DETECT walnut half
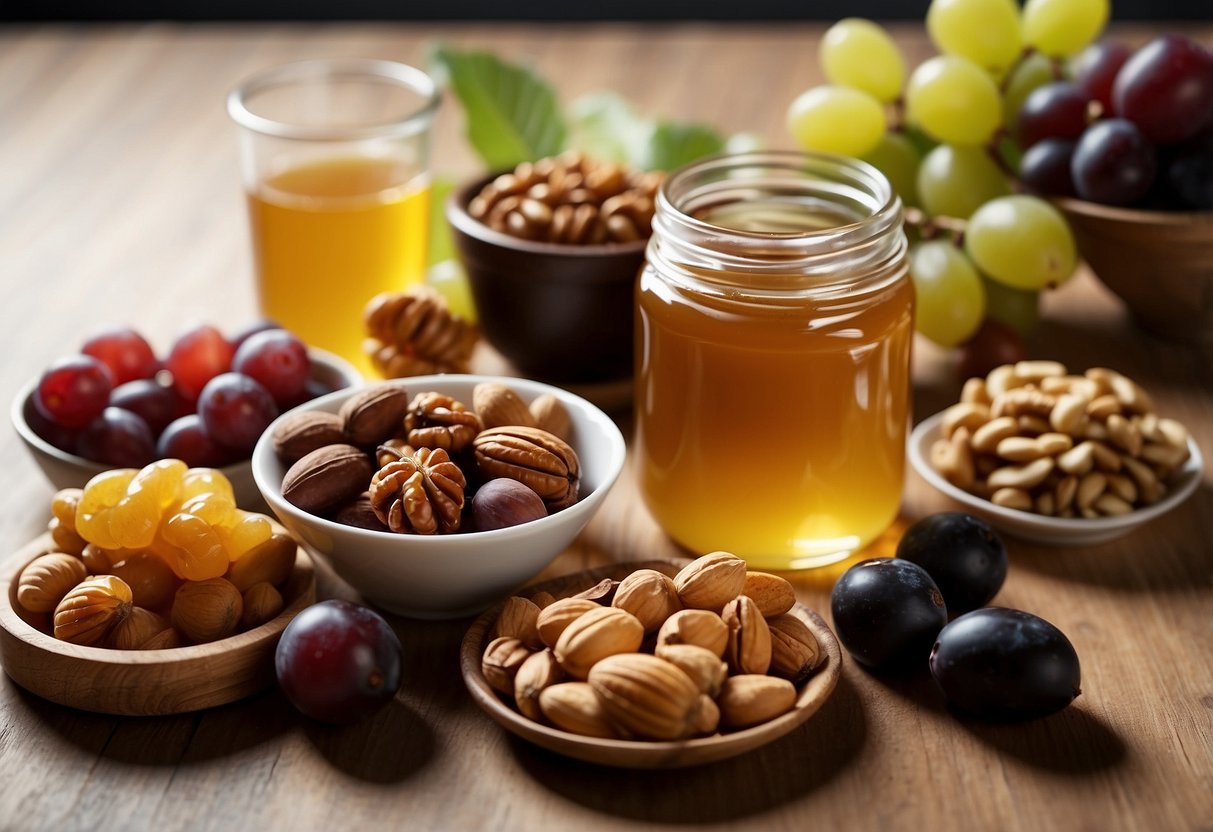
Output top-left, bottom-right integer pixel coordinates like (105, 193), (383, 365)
(368, 447), (467, 534)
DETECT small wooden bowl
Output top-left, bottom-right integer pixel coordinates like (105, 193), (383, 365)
(0, 534), (315, 715)
(460, 560), (842, 769)
(1054, 198), (1213, 343)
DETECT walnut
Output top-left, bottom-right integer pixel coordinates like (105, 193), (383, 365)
(403, 392), (483, 452)
(363, 286), (477, 379)
(368, 447), (467, 534)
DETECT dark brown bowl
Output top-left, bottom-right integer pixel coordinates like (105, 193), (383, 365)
(1054, 198), (1213, 343)
(446, 174), (647, 384)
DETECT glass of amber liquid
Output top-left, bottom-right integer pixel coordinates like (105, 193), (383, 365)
(636, 151), (913, 570)
(228, 59), (440, 376)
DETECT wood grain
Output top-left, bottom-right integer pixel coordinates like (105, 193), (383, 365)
(0, 20), (1211, 832)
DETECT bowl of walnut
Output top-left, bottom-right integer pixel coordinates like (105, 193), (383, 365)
(250, 375), (627, 619)
(445, 153), (660, 386)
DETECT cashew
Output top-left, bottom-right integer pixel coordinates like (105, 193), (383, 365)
(1157, 418), (1189, 449)
(941, 402), (991, 438)
(961, 377), (991, 406)
(996, 436), (1047, 462)
(1089, 440), (1123, 472)
(1076, 472), (1107, 510)
(991, 388), (1056, 419)
(1050, 393), (1089, 436)
(971, 417), (1020, 454)
(1105, 473), (1138, 504)
(1034, 491), (1056, 516)
(1018, 414), (1052, 436)
(991, 487), (1033, 511)
(1036, 432), (1074, 456)
(1109, 374), (1154, 415)
(1057, 442), (1095, 476)
(988, 457), (1054, 491)
(1086, 394), (1122, 421)
(1094, 493), (1133, 517)
(1137, 413), (1163, 444)
(1055, 476), (1078, 512)
(1014, 360), (1067, 381)
(1106, 414), (1143, 457)
(986, 364), (1026, 398)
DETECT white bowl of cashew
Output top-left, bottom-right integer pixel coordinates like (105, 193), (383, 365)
(909, 410), (1203, 547)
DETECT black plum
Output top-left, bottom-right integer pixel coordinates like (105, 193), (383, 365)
(830, 558), (947, 671)
(930, 607), (1081, 721)
(276, 599), (404, 723)
(895, 512), (1007, 615)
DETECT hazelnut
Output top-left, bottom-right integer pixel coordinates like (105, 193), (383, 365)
(171, 578), (243, 644)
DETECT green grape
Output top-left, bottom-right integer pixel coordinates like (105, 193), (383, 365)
(917, 144), (1011, 219)
(1022, 0), (1109, 58)
(964, 195), (1077, 291)
(862, 132), (921, 207)
(909, 240), (987, 347)
(926, 0), (1022, 77)
(426, 259), (477, 323)
(820, 18), (906, 103)
(982, 276), (1041, 336)
(1002, 52), (1057, 129)
(786, 85), (886, 157)
(905, 56), (1002, 146)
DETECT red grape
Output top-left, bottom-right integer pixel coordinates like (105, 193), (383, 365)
(275, 600), (403, 723)
(77, 407), (156, 467)
(109, 378), (179, 436)
(232, 329), (310, 406)
(1019, 138), (1077, 197)
(196, 372), (278, 453)
(1072, 118), (1157, 205)
(228, 318), (283, 350)
(1112, 35), (1213, 146)
(166, 324), (234, 403)
(1071, 40), (1131, 112)
(34, 355), (114, 429)
(1018, 82), (1092, 149)
(157, 414), (238, 467)
(81, 326), (159, 385)
(22, 395), (79, 453)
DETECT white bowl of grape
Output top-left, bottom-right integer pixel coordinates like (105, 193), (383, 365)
(786, 6), (1213, 358)
(13, 322), (361, 508)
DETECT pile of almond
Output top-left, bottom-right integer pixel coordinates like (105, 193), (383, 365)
(481, 552), (823, 741)
(931, 361), (1193, 518)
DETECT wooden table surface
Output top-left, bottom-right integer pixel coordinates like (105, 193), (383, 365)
(1, 21), (1211, 832)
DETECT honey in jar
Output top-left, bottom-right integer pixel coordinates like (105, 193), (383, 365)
(635, 151), (913, 570)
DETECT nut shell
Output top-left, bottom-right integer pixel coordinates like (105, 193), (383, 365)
(654, 643), (727, 697)
(554, 606), (644, 679)
(473, 383), (536, 429)
(656, 609), (729, 658)
(240, 582), (284, 630)
(673, 552), (747, 611)
(170, 578), (243, 644)
(538, 682), (621, 738)
(482, 636), (532, 696)
(536, 598), (601, 648)
(339, 384), (411, 447)
(742, 571), (797, 618)
(529, 394), (571, 442)
(17, 552), (89, 614)
(271, 411), (346, 464)
(611, 569), (682, 633)
(513, 649), (565, 721)
(722, 596), (772, 675)
(767, 613), (821, 683)
(281, 444), (373, 515)
(110, 607), (170, 650)
(718, 675), (796, 729)
(494, 596), (543, 649)
(53, 575), (133, 646)
(587, 653), (702, 740)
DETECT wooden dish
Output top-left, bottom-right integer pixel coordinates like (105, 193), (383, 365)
(460, 560), (842, 769)
(0, 533), (315, 715)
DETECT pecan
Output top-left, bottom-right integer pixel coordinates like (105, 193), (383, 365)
(362, 286), (477, 379)
(281, 444), (374, 515)
(271, 410), (345, 464)
(404, 392), (483, 452)
(473, 426), (580, 511)
(368, 447), (467, 534)
(339, 384), (411, 448)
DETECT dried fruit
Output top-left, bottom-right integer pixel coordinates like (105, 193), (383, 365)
(241, 582), (285, 629)
(472, 382), (535, 429)
(281, 444), (373, 515)
(473, 426), (580, 511)
(673, 552), (747, 611)
(170, 577), (243, 644)
(611, 569), (682, 633)
(538, 682), (621, 738)
(16, 552), (89, 614)
(404, 392), (483, 452)
(494, 596), (543, 649)
(514, 649), (564, 721)
(339, 384), (411, 447)
(722, 596), (773, 675)
(587, 653), (702, 740)
(227, 533), (296, 592)
(718, 675), (797, 728)
(537, 598), (601, 648)
(53, 575), (133, 646)
(109, 551), (180, 609)
(110, 607), (170, 650)
(368, 447), (467, 534)
(742, 571), (797, 618)
(482, 636), (532, 696)
(656, 609), (729, 657)
(554, 606), (644, 679)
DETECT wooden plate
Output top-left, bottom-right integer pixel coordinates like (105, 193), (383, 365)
(0, 533), (315, 716)
(460, 560), (842, 769)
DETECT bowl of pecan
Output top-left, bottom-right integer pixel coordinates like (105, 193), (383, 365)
(445, 152), (661, 385)
(249, 375), (626, 619)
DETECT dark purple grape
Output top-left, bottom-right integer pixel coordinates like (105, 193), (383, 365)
(77, 407), (156, 467)
(157, 414), (238, 467)
(228, 318), (283, 350)
(895, 512), (1007, 615)
(81, 325), (159, 385)
(471, 478), (548, 531)
(232, 329), (310, 406)
(830, 558), (947, 671)
(1164, 127), (1213, 210)
(196, 372), (278, 454)
(1072, 118), (1157, 206)
(22, 394), (79, 453)
(109, 378), (179, 436)
(1019, 138), (1078, 197)
(275, 599), (403, 723)
(1018, 82), (1092, 149)
(1112, 35), (1213, 146)
(930, 608), (1081, 721)
(1071, 40), (1131, 112)
(35, 355), (114, 429)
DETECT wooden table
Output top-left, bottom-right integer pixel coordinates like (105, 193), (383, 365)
(1, 21), (1211, 832)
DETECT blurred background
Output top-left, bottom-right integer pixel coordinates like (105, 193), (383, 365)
(2, 0), (1208, 20)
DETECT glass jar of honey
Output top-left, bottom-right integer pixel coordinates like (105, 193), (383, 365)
(635, 151), (912, 570)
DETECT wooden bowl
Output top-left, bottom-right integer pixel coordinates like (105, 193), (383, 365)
(0, 534), (315, 715)
(460, 560), (842, 769)
(1054, 198), (1213, 343)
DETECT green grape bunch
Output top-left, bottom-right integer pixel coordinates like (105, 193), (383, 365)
(786, 0), (1108, 355)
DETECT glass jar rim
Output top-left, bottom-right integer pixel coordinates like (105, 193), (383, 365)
(226, 58), (441, 142)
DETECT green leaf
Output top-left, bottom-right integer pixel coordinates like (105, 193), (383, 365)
(427, 175), (457, 266)
(430, 45), (567, 170)
(568, 91), (654, 166)
(643, 121), (726, 172)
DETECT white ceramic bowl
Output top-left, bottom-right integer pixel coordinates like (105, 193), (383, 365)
(12, 348), (361, 509)
(909, 410), (1203, 546)
(250, 374), (627, 619)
